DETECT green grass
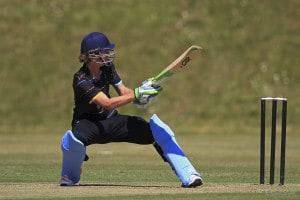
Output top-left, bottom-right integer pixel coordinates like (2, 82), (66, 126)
(0, 0), (299, 129)
(0, 132), (300, 199)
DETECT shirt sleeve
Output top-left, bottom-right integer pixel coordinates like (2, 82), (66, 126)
(73, 76), (102, 104)
(109, 64), (122, 86)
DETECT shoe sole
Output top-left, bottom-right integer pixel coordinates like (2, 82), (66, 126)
(60, 183), (71, 186)
(181, 178), (203, 188)
(60, 182), (79, 186)
(189, 178), (203, 187)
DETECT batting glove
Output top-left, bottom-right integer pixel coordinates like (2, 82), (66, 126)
(133, 83), (162, 106)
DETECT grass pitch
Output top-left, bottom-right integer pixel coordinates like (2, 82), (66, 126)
(0, 130), (299, 199)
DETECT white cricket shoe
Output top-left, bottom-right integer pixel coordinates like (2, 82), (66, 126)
(182, 175), (203, 188)
(59, 175), (78, 186)
(60, 167), (82, 186)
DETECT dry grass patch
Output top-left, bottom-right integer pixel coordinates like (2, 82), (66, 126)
(1, 183), (299, 199)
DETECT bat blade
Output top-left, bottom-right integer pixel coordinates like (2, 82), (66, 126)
(152, 45), (202, 85)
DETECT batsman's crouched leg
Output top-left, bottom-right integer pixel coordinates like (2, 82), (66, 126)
(60, 130), (86, 186)
(149, 114), (203, 187)
(124, 116), (168, 162)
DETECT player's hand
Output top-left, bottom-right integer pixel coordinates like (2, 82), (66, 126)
(133, 94), (156, 108)
(133, 78), (162, 108)
(139, 77), (160, 87)
(134, 84), (162, 101)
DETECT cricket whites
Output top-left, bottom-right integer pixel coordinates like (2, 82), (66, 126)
(151, 45), (202, 86)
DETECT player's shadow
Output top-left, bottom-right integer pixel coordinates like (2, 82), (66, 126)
(78, 183), (174, 188)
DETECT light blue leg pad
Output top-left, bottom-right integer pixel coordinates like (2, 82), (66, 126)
(61, 130), (86, 184)
(150, 114), (200, 186)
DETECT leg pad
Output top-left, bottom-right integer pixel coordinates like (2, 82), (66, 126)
(150, 114), (201, 186)
(61, 130), (86, 184)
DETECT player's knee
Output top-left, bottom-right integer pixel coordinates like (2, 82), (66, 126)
(61, 130), (85, 152)
(149, 114), (174, 145)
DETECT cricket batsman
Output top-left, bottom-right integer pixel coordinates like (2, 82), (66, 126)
(60, 32), (203, 187)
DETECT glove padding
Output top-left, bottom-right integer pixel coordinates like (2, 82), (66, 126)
(133, 79), (162, 107)
(133, 96), (155, 108)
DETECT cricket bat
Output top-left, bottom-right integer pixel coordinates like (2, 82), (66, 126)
(151, 45), (202, 86)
